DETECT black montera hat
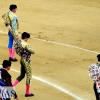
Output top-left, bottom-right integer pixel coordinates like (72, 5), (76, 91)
(97, 54), (100, 61)
(97, 54), (100, 58)
(2, 60), (11, 68)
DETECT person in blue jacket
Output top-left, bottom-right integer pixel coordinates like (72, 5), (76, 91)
(2, 4), (19, 61)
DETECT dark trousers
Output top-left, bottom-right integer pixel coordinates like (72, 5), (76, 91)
(94, 82), (100, 100)
(17, 60), (26, 82)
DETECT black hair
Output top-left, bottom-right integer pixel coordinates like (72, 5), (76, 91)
(22, 32), (30, 39)
(9, 4), (17, 11)
(97, 54), (100, 61)
(2, 60), (11, 68)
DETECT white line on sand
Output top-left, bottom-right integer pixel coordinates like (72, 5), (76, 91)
(0, 31), (7, 34)
(0, 30), (99, 54)
(32, 37), (99, 54)
(0, 64), (82, 100)
(11, 68), (82, 100)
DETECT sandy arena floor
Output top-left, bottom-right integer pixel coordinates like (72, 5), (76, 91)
(0, 0), (100, 100)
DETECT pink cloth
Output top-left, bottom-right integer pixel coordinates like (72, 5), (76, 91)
(11, 48), (15, 58)
(8, 48), (12, 57)
(26, 84), (30, 94)
(13, 80), (19, 86)
(8, 48), (15, 58)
